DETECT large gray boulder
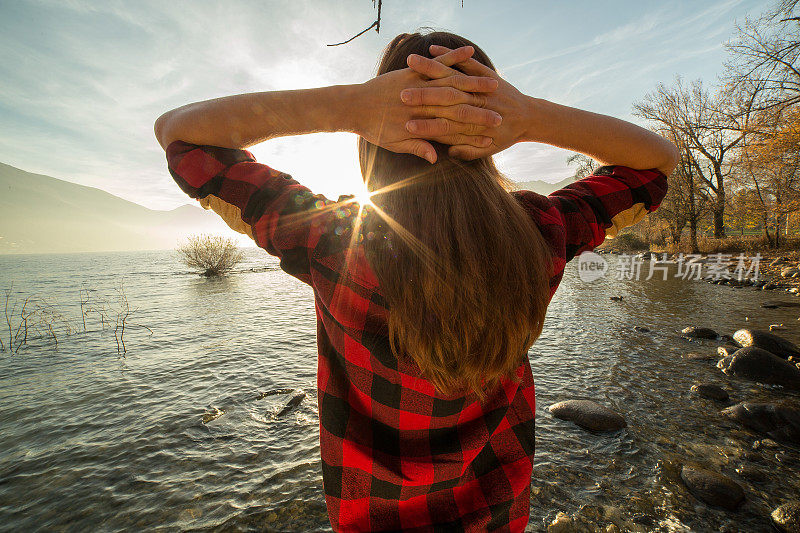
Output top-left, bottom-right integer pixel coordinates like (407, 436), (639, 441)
(717, 346), (800, 390)
(547, 400), (627, 432)
(732, 329), (800, 360)
(720, 402), (800, 445)
(680, 465), (745, 511)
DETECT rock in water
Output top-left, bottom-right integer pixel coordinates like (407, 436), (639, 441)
(772, 502), (800, 533)
(548, 400), (627, 432)
(276, 391), (306, 417)
(255, 388), (296, 400)
(202, 407), (225, 424)
(735, 465), (767, 483)
(720, 402), (800, 445)
(691, 384), (729, 401)
(761, 300), (800, 309)
(717, 346), (800, 390)
(718, 345), (740, 358)
(682, 326), (718, 339)
(733, 329), (800, 360)
(547, 512), (573, 533)
(680, 465), (744, 510)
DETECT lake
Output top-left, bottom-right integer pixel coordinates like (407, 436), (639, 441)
(0, 248), (798, 532)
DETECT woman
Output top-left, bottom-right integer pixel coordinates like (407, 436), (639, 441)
(155, 31), (677, 533)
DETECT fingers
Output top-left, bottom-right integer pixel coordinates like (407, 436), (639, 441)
(394, 138), (437, 164)
(427, 45), (475, 68)
(406, 118), (490, 137)
(406, 54), (461, 80)
(447, 144), (490, 161)
(428, 134), (493, 148)
(413, 103), (501, 128)
(429, 44), (498, 78)
(400, 86), (491, 108)
(427, 75), (498, 94)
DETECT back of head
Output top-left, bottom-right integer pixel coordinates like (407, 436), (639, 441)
(359, 30), (553, 401)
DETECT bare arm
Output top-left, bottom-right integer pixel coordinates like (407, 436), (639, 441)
(520, 97), (679, 177)
(401, 45), (679, 176)
(154, 46), (502, 164)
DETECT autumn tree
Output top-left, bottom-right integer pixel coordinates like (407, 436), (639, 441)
(733, 106), (800, 246)
(634, 77), (750, 239)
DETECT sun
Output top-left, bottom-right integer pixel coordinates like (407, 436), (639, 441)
(354, 180), (374, 208)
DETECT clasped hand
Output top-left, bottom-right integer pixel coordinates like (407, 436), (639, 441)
(357, 45), (524, 163)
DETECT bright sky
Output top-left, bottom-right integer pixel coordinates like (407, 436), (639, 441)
(0, 0), (768, 210)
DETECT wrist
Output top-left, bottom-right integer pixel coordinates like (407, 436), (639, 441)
(336, 83), (367, 136)
(520, 96), (551, 144)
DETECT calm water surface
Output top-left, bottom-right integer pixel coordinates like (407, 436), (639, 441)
(0, 249), (798, 532)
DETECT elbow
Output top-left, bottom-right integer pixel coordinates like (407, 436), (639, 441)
(154, 113), (168, 150)
(154, 111), (178, 151)
(658, 140), (680, 178)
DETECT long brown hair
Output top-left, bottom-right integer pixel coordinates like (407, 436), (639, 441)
(358, 30), (553, 401)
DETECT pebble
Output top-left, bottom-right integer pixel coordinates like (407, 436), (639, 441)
(547, 512), (573, 533)
(681, 326), (718, 339)
(772, 501), (800, 533)
(690, 383), (729, 401)
(734, 464), (767, 482)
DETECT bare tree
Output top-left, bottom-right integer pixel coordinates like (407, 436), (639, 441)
(566, 153), (598, 180)
(724, 0), (800, 114)
(634, 77), (748, 238)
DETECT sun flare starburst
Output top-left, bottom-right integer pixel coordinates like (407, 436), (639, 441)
(354, 180), (374, 208)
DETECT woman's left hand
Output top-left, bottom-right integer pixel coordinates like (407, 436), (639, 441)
(353, 46), (502, 163)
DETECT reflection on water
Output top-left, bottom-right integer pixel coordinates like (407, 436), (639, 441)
(0, 250), (798, 532)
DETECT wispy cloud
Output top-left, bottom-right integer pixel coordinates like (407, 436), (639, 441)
(0, 0), (768, 206)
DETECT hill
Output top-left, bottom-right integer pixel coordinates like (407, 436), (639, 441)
(511, 175), (576, 195)
(0, 162), (242, 254)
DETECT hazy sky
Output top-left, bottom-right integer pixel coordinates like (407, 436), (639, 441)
(0, 0), (769, 210)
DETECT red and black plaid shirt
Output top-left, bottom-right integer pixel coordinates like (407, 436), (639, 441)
(166, 141), (667, 532)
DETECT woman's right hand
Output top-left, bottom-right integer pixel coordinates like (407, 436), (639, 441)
(401, 44), (533, 160)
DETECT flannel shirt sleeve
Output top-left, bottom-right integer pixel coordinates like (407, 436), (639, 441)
(547, 165), (668, 263)
(166, 140), (334, 285)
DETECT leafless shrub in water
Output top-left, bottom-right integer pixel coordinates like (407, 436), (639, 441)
(177, 233), (245, 277)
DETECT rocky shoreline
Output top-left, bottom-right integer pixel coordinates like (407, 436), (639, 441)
(544, 320), (800, 531)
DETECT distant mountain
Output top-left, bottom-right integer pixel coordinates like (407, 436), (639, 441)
(0, 161), (579, 255)
(0, 162), (245, 254)
(510, 175), (576, 195)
